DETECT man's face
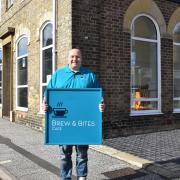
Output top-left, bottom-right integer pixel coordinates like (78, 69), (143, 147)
(68, 49), (82, 71)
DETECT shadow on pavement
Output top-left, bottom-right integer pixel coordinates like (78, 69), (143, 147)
(102, 167), (148, 179)
(0, 134), (76, 180)
(102, 160), (180, 179)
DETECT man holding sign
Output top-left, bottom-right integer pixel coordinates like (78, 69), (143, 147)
(42, 48), (105, 180)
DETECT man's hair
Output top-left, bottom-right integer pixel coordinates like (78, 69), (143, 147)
(68, 48), (82, 56)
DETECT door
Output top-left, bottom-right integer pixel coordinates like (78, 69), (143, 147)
(2, 43), (12, 117)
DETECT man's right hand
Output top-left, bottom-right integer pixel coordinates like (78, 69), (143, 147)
(42, 98), (48, 112)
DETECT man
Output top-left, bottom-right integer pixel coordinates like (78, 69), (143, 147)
(42, 48), (105, 180)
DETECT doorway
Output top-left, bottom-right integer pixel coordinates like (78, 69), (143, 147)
(2, 43), (12, 117)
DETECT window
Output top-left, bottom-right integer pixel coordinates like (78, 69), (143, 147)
(16, 36), (28, 110)
(0, 49), (2, 105)
(131, 15), (161, 115)
(173, 23), (180, 111)
(7, 0), (13, 9)
(40, 22), (53, 109)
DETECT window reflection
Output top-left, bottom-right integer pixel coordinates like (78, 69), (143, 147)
(174, 24), (180, 43)
(18, 37), (28, 57)
(43, 48), (52, 83)
(17, 37), (28, 108)
(17, 88), (27, 108)
(132, 16), (157, 39)
(41, 22), (53, 107)
(17, 57), (27, 86)
(173, 24), (180, 110)
(43, 24), (53, 47)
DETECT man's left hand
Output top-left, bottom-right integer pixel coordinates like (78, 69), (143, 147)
(99, 100), (105, 112)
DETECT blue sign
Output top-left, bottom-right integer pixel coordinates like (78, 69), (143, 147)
(45, 88), (102, 145)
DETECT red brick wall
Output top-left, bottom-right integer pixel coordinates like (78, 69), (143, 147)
(72, 0), (180, 138)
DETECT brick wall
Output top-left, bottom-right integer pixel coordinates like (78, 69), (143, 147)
(0, 0), (73, 130)
(161, 38), (173, 113)
(0, 0), (53, 128)
(72, 0), (101, 74)
(56, 0), (72, 67)
(72, 0), (180, 138)
(155, 0), (179, 24)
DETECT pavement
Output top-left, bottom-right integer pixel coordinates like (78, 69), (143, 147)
(104, 129), (180, 179)
(0, 118), (180, 180)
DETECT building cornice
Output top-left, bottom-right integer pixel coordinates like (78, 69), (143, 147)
(0, 27), (15, 39)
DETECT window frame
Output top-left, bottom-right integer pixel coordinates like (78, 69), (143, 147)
(39, 21), (54, 113)
(130, 14), (161, 116)
(173, 23), (180, 113)
(16, 35), (28, 111)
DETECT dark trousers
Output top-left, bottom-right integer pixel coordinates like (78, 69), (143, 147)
(60, 145), (89, 180)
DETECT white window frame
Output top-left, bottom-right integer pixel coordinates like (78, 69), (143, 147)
(173, 23), (180, 113)
(39, 21), (54, 113)
(130, 14), (161, 116)
(16, 35), (28, 111)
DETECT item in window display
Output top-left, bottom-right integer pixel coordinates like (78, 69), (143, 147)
(131, 52), (136, 65)
(22, 58), (26, 68)
(134, 91), (141, 110)
(140, 85), (149, 98)
(46, 75), (51, 83)
(132, 85), (151, 110)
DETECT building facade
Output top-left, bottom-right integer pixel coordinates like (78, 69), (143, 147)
(0, 0), (72, 130)
(0, 0), (180, 138)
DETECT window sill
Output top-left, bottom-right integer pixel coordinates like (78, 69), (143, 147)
(130, 110), (163, 116)
(16, 107), (28, 112)
(38, 111), (45, 115)
(173, 110), (180, 113)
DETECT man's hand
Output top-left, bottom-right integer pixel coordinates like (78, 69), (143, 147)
(42, 98), (48, 112)
(99, 98), (105, 112)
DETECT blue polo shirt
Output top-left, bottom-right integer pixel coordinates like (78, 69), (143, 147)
(44, 65), (101, 98)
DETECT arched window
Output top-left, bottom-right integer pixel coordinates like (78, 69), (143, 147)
(173, 23), (180, 111)
(40, 22), (53, 107)
(16, 36), (28, 110)
(131, 15), (161, 114)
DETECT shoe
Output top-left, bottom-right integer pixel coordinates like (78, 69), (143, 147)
(78, 177), (87, 180)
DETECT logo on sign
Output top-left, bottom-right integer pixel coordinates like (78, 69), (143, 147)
(53, 108), (68, 118)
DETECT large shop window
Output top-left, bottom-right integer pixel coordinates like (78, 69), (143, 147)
(173, 23), (180, 112)
(40, 22), (53, 108)
(131, 15), (161, 115)
(0, 49), (2, 105)
(16, 36), (28, 110)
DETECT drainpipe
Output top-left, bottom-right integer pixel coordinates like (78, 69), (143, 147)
(52, 0), (57, 72)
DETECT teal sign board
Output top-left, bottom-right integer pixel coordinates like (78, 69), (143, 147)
(45, 88), (102, 145)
